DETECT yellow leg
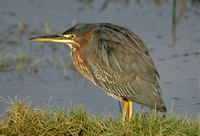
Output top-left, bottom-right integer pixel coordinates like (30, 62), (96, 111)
(122, 100), (128, 123)
(128, 100), (133, 121)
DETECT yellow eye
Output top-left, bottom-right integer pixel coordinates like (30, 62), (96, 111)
(71, 34), (76, 38)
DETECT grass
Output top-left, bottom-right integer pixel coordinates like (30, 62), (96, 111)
(0, 97), (199, 135)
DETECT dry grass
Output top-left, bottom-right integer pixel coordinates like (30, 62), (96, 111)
(0, 96), (199, 135)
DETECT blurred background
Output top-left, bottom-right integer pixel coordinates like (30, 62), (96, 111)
(0, 0), (200, 117)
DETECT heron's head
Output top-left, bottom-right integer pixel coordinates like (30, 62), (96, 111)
(29, 23), (98, 49)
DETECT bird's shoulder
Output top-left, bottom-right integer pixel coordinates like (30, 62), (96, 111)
(93, 23), (150, 54)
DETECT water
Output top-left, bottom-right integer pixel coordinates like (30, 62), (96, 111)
(0, 0), (200, 117)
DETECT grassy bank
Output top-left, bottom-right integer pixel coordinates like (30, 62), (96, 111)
(0, 97), (199, 135)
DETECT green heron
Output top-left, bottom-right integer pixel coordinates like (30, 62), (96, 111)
(30, 23), (167, 122)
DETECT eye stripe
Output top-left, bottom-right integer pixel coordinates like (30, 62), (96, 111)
(64, 35), (71, 38)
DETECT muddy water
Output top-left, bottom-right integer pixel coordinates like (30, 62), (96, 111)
(0, 0), (200, 116)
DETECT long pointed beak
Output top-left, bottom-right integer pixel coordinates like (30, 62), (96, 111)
(29, 34), (70, 43)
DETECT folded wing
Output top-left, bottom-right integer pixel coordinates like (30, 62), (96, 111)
(86, 23), (166, 111)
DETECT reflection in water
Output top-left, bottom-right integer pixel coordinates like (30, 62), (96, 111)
(171, 0), (192, 47)
(79, 0), (130, 10)
(79, 0), (200, 47)
(100, 0), (130, 11)
(145, 0), (199, 47)
(172, 0), (177, 46)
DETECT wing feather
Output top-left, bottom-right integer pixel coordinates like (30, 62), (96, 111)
(86, 23), (166, 111)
